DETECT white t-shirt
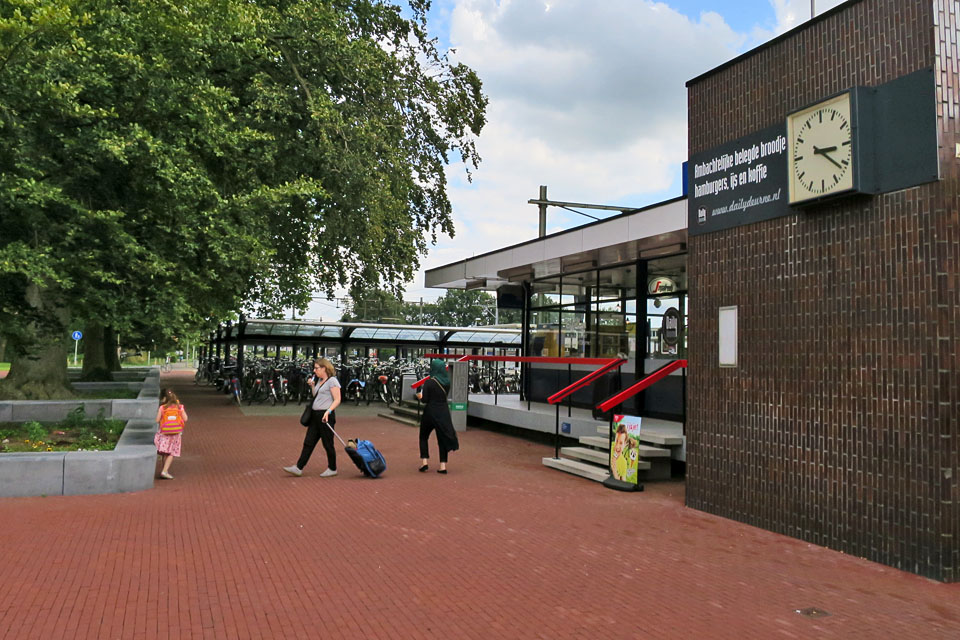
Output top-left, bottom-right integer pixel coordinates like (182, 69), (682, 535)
(312, 376), (341, 411)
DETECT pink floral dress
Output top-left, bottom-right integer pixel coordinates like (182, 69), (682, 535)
(154, 404), (184, 457)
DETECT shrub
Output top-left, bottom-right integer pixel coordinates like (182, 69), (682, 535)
(24, 421), (47, 442)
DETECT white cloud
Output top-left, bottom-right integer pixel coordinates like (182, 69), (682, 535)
(755, 0), (847, 40)
(306, 0), (851, 316)
(398, 0), (747, 302)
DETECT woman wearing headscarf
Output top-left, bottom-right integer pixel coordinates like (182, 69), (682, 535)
(416, 358), (459, 474)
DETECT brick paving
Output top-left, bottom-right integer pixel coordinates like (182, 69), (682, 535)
(1, 370), (958, 639)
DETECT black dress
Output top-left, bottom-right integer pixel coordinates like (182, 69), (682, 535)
(419, 378), (459, 460)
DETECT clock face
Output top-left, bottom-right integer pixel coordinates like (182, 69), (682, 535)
(787, 92), (855, 204)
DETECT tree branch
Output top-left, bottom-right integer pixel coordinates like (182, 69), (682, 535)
(269, 38), (312, 105)
(0, 25), (54, 75)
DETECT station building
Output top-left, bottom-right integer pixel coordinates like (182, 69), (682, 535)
(425, 0), (959, 582)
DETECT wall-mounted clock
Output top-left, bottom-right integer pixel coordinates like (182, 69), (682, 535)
(787, 91), (858, 205)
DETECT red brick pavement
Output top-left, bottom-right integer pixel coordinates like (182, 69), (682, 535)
(1, 371), (958, 639)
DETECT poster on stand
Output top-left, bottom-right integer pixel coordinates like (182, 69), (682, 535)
(610, 415), (642, 485)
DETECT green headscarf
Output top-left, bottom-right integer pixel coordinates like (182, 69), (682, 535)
(430, 358), (450, 387)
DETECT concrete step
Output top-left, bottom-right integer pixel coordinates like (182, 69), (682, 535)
(560, 446), (651, 470)
(377, 413), (419, 428)
(594, 424), (684, 447)
(541, 457), (609, 483)
(388, 405), (421, 420)
(578, 436), (671, 458)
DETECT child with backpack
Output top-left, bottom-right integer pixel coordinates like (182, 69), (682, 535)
(155, 388), (188, 479)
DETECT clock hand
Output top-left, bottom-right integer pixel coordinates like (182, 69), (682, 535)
(820, 151), (844, 170)
(813, 145), (844, 169)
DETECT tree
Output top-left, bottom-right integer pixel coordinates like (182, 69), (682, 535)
(0, 0), (486, 398)
(340, 289), (406, 323)
(426, 289), (496, 326)
(341, 287), (523, 327)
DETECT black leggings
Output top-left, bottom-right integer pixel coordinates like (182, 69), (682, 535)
(419, 423), (449, 463)
(297, 410), (337, 470)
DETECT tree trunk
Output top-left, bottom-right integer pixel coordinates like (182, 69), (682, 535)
(0, 335), (6, 362)
(0, 284), (74, 399)
(81, 323), (112, 381)
(104, 326), (121, 372)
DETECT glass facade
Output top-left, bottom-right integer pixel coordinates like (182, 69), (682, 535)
(526, 256), (687, 364)
(528, 263), (639, 360)
(645, 255), (688, 360)
(522, 254), (687, 417)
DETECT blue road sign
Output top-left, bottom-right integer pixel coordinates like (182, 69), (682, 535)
(71, 331), (83, 340)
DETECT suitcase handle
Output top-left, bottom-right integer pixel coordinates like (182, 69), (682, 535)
(323, 421), (349, 448)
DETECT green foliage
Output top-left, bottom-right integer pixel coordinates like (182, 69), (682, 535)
(427, 289), (497, 326)
(340, 289), (414, 323)
(341, 287), (519, 326)
(0, 406), (124, 452)
(0, 0), (487, 390)
(23, 420), (46, 442)
(61, 406), (88, 430)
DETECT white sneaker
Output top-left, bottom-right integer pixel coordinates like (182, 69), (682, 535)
(282, 465), (302, 477)
(160, 471), (174, 480)
(319, 468), (338, 478)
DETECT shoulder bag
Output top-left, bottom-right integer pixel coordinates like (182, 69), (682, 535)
(300, 377), (330, 427)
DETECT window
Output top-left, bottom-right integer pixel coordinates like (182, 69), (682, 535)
(527, 263), (638, 359)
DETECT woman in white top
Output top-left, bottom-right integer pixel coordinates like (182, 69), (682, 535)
(283, 358), (342, 477)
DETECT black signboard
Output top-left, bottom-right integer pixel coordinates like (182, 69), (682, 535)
(687, 123), (790, 236)
(662, 307), (681, 346)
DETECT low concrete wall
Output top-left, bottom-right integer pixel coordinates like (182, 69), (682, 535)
(0, 418), (158, 498)
(0, 452), (66, 497)
(0, 369), (160, 498)
(0, 369), (159, 424)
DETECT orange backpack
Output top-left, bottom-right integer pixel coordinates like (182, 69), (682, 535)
(159, 404), (184, 435)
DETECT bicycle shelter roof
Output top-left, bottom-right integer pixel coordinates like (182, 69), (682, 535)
(219, 318), (521, 349)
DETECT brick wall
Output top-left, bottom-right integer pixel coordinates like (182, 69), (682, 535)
(686, 0), (958, 581)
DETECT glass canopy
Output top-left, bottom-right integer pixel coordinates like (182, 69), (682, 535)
(222, 319), (521, 348)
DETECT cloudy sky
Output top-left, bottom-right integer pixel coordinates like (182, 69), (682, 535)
(305, 0), (845, 319)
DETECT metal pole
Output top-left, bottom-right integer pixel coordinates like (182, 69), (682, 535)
(538, 185), (547, 238)
(555, 403), (560, 459)
(608, 413), (615, 472)
(74, 339), (79, 366)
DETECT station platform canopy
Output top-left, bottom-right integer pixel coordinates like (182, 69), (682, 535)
(215, 318), (521, 350)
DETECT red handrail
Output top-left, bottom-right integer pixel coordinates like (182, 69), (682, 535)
(424, 354), (621, 365)
(597, 360), (687, 413)
(547, 358), (626, 405)
(410, 376), (430, 389)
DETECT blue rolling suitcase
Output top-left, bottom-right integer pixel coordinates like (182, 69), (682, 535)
(327, 425), (387, 478)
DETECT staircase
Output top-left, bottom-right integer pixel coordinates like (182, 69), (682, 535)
(542, 422), (683, 483)
(378, 401), (421, 427)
